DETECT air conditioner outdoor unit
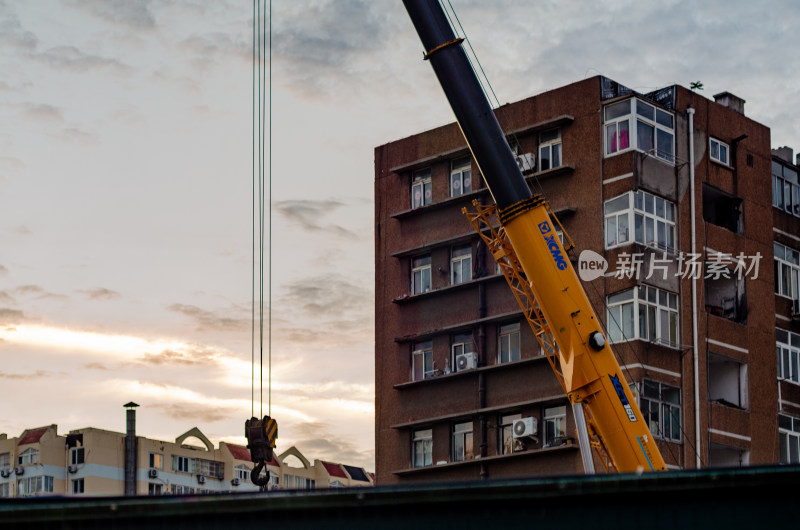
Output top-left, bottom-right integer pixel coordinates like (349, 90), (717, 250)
(515, 152), (536, 172)
(68, 464), (78, 474)
(456, 352), (477, 372)
(197, 474), (206, 484)
(0, 469), (10, 478)
(231, 478), (240, 486)
(149, 468), (158, 479)
(512, 417), (538, 439)
(14, 466), (24, 476)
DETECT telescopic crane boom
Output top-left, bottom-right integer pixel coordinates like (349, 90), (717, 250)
(402, 0), (666, 473)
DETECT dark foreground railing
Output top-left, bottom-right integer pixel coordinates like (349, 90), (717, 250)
(1, 466), (798, 529)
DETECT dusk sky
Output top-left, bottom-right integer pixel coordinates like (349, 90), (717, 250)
(1, 0), (799, 472)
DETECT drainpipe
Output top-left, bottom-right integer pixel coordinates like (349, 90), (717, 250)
(124, 402), (139, 496)
(478, 281), (488, 479)
(687, 106), (701, 469)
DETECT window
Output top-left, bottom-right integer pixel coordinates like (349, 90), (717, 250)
(498, 323), (521, 364)
(149, 452), (164, 470)
(173, 455), (191, 473)
(543, 405), (567, 447)
(607, 286), (679, 348)
(18, 448), (38, 466)
(779, 414), (800, 464)
(148, 483), (163, 496)
(604, 98), (674, 163)
(71, 447), (84, 466)
(452, 422), (473, 462)
(539, 129), (561, 171)
(411, 169), (432, 209)
(702, 184), (742, 234)
(450, 158), (472, 196)
(776, 328), (800, 384)
(412, 429), (432, 468)
(71, 478), (84, 495)
(498, 413), (522, 455)
(0, 453), (9, 469)
(710, 138), (730, 165)
(639, 380), (681, 441)
(412, 340), (433, 381)
(284, 474), (294, 487)
(774, 242), (800, 301)
(451, 332), (474, 371)
(17, 476), (53, 497)
(411, 254), (431, 295)
(235, 464), (250, 481)
(772, 160), (800, 216)
(604, 190), (676, 252)
(0, 484), (8, 498)
(451, 245), (472, 284)
(708, 353), (748, 409)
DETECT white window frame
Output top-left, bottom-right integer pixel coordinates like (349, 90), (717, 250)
(412, 340), (433, 381)
(450, 157), (472, 197)
(0, 452), (10, 469)
(149, 452), (164, 470)
(173, 455), (192, 473)
(451, 421), (473, 462)
(773, 160), (800, 216)
(235, 464), (250, 481)
(411, 254), (431, 295)
(539, 129), (561, 171)
(70, 447), (84, 466)
(604, 98), (675, 163)
(638, 380), (681, 442)
(779, 414), (800, 464)
(774, 242), (800, 301)
(498, 322), (521, 364)
(710, 137), (730, 165)
(412, 429), (432, 468)
(18, 448), (38, 466)
(498, 413), (522, 455)
(17, 476), (53, 497)
(777, 328), (800, 384)
(543, 405), (567, 447)
(451, 245), (472, 285)
(411, 168), (432, 209)
(607, 286), (679, 348)
(71, 478), (85, 495)
(451, 332), (474, 370)
(604, 190), (676, 252)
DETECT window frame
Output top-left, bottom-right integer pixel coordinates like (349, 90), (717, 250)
(411, 168), (432, 209)
(772, 160), (800, 216)
(412, 340), (434, 381)
(410, 254), (432, 295)
(638, 380), (682, 442)
(774, 242), (800, 301)
(607, 286), (679, 348)
(149, 452), (164, 470)
(710, 137), (730, 165)
(498, 322), (521, 364)
(603, 98), (674, 163)
(70, 447), (84, 466)
(779, 413), (800, 464)
(777, 328), (800, 384)
(71, 478), (85, 495)
(450, 157), (472, 197)
(604, 190), (676, 252)
(498, 413), (522, 455)
(450, 245), (472, 285)
(451, 421), (474, 462)
(411, 429), (432, 468)
(18, 448), (39, 466)
(543, 405), (567, 447)
(451, 332), (475, 371)
(538, 128), (562, 171)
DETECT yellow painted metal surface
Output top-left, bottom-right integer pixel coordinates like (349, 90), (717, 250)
(501, 198), (666, 472)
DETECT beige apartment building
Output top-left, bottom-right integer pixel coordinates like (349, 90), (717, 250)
(0, 422), (372, 497)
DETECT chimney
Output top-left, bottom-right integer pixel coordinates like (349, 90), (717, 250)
(773, 147), (794, 164)
(124, 402), (139, 496)
(713, 91), (746, 115)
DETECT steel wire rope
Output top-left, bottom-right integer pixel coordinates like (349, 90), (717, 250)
(440, 0), (697, 468)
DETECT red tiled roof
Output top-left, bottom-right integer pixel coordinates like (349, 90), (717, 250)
(226, 444), (278, 466)
(321, 461), (348, 479)
(18, 427), (47, 446)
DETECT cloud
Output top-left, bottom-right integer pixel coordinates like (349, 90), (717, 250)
(138, 347), (216, 367)
(22, 103), (64, 123)
(280, 273), (371, 317)
(13, 285), (66, 301)
(0, 291), (14, 304)
(78, 287), (122, 301)
(83, 362), (108, 370)
(72, 0), (157, 29)
(274, 200), (358, 239)
(0, 7), (38, 53)
(0, 308), (26, 324)
(0, 369), (51, 380)
(150, 403), (235, 424)
(179, 32), (250, 65)
(289, 421), (373, 470)
(0, 265), (7, 276)
(36, 45), (127, 73)
(167, 303), (248, 332)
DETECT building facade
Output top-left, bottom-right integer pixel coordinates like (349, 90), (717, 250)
(0, 423), (373, 497)
(374, 75), (797, 484)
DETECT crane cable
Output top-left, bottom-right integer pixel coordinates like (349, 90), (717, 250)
(252, 0), (272, 420)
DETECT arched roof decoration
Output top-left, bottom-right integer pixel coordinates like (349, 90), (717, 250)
(278, 446), (310, 469)
(175, 427), (214, 452)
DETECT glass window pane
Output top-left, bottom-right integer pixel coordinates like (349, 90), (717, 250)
(622, 303), (634, 339)
(552, 143), (561, 168)
(720, 144), (728, 164)
(635, 213), (643, 243)
(657, 129), (674, 162)
(637, 120), (654, 153)
(618, 120), (629, 150)
(606, 218), (617, 247)
(606, 124), (618, 154)
(645, 193), (654, 214)
(655, 197), (665, 218)
(656, 109), (673, 128)
(605, 194), (630, 215)
(636, 99), (655, 121)
(605, 100), (631, 121)
(618, 212), (629, 244)
(646, 217), (655, 245)
(540, 145), (551, 171)
(608, 289), (634, 304)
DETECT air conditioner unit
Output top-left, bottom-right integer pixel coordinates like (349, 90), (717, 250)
(68, 464), (78, 474)
(149, 468), (158, 479)
(456, 352), (477, 372)
(0, 469), (10, 478)
(515, 152), (536, 172)
(197, 474), (206, 484)
(231, 478), (240, 486)
(14, 466), (24, 476)
(512, 417), (538, 439)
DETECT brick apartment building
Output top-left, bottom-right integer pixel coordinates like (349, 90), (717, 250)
(374, 75), (800, 484)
